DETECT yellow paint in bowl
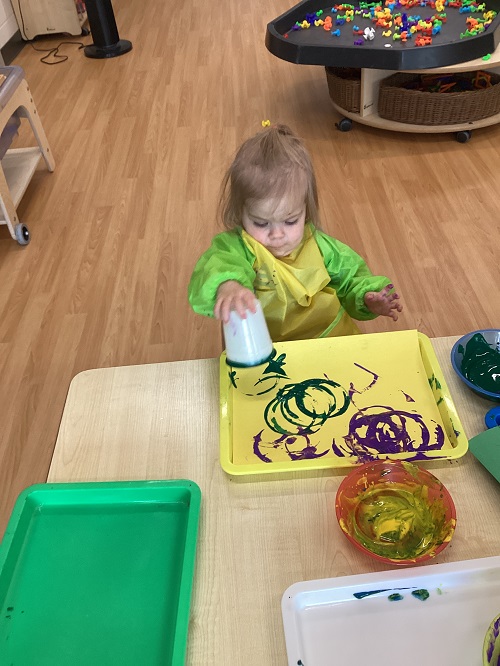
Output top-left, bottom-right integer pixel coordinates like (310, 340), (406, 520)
(336, 461), (456, 565)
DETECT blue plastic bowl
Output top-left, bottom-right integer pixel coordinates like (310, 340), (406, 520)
(451, 329), (500, 402)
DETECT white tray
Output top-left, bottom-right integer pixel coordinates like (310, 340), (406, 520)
(282, 556), (500, 666)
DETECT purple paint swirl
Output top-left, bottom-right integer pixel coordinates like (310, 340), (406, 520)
(253, 429), (329, 463)
(486, 615), (500, 663)
(332, 405), (445, 462)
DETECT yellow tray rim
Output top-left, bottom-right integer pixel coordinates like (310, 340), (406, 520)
(219, 331), (468, 476)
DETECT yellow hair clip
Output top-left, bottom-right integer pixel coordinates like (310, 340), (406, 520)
(261, 119), (271, 127)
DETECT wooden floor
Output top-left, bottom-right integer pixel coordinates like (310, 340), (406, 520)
(0, 0), (498, 533)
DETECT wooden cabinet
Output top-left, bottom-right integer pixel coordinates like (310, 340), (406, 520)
(12, 0), (87, 40)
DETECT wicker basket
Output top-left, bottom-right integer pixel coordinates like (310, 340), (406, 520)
(325, 67), (361, 113)
(378, 72), (500, 126)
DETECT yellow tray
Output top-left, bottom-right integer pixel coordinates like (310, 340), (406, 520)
(219, 331), (467, 476)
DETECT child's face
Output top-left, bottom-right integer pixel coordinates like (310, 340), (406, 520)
(241, 192), (307, 258)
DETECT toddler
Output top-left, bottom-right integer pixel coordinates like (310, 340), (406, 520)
(188, 124), (402, 341)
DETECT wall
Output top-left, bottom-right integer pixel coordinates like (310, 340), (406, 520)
(0, 0), (18, 49)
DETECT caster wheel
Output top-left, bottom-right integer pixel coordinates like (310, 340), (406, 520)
(81, 27), (90, 36)
(336, 117), (353, 132)
(456, 130), (471, 143)
(14, 223), (30, 246)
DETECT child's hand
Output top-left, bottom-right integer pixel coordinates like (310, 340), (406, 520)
(364, 284), (402, 322)
(214, 281), (257, 324)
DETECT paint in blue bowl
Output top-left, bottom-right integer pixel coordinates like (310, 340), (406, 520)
(451, 330), (500, 402)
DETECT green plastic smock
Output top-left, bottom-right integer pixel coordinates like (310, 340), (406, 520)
(188, 223), (390, 341)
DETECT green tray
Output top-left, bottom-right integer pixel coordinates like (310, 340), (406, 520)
(469, 427), (500, 484)
(0, 480), (201, 665)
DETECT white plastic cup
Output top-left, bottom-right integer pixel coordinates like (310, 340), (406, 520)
(223, 300), (274, 367)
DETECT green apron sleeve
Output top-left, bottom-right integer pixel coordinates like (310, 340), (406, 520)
(314, 228), (391, 320)
(188, 231), (256, 318)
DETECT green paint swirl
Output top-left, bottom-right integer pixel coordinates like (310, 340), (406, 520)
(350, 483), (452, 561)
(264, 378), (350, 435)
(459, 333), (500, 393)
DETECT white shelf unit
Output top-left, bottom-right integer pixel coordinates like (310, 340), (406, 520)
(2, 148), (43, 207)
(12, 0), (87, 40)
(0, 69), (55, 245)
(331, 43), (500, 140)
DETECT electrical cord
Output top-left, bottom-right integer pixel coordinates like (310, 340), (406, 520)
(17, 0), (89, 65)
(29, 41), (86, 65)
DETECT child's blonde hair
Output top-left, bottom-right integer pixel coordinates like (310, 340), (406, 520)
(218, 124), (320, 230)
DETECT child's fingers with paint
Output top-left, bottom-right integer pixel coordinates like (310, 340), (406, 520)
(214, 280), (257, 323)
(364, 284), (403, 321)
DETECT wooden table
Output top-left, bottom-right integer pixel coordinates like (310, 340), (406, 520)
(48, 336), (500, 665)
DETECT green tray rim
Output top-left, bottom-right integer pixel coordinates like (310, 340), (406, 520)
(0, 479), (202, 665)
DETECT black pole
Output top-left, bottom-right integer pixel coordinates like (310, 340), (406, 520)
(84, 0), (132, 59)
